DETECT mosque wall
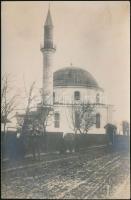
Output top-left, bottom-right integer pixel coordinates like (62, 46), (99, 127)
(53, 87), (105, 105)
(46, 104), (113, 134)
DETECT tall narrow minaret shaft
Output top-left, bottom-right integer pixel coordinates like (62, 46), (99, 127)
(41, 7), (56, 105)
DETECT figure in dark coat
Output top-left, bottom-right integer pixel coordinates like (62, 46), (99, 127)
(104, 123), (117, 145)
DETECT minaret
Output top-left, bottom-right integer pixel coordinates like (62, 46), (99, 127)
(41, 5), (56, 105)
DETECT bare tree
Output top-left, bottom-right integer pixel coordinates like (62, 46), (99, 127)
(16, 81), (42, 159)
(37, 104), (53, 134)
(16, 81), (53, 136)
(21, 81), (37, 134)
(65, 102), (96, 152)
(16, 83), (53, 158)
(80, 103), (96, 134)
(35, 91), (54, 152)
(1, 74), (18, 134)
(68, 102), (96, 134)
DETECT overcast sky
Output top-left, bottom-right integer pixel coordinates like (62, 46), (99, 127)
(2, 1), (130, 124)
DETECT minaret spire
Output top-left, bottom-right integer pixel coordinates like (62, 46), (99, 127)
(44, 2), (53, 27)
(43, 2), (54, 49)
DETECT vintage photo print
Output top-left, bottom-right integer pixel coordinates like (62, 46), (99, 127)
(1, 1), (130, 199)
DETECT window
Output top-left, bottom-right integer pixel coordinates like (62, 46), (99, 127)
(96, 93), (100, 104)
(96, 113), (100, 128)
(74, 91), (80, 100)
(54, 113), (60, 128)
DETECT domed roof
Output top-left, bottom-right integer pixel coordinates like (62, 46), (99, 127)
(53, 67), (100, 89)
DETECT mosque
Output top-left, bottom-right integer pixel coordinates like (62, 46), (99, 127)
(38, 6), (114, 135)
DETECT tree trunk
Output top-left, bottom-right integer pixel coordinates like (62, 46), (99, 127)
(3, 123), (6, 160)
(44, 126), (47, 152)
(74, 133), (79, 152)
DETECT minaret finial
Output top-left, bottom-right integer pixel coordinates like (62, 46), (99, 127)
(49, 1), (51, 10)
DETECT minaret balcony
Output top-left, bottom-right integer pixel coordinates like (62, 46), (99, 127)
(40, 44), (56, 52)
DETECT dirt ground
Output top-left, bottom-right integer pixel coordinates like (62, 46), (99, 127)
(109, 175), (130, 199)
(1, 149), (130, 199)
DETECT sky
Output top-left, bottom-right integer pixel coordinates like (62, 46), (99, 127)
(1, 1), (130, 124)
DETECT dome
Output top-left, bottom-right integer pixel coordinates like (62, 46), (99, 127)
(53, 66), (101, 89)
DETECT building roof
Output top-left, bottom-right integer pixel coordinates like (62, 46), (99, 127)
(53, 66), (102, 89)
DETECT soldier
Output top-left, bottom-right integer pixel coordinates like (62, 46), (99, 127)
(63, 132), (75, 153)
(16, 131), (25, 161)
(104, 123), (117, 146)
(29, 121), (41, 161)
(122, 121), (129, 136)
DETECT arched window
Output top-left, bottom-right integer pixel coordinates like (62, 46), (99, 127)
(96, 113), (100, 128)
(96, 93), (100, 104)
(54, 112), (60, 128)
(74, 91), (80, 100)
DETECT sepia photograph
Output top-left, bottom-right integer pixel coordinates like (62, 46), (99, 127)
(1, 1), (130, 199)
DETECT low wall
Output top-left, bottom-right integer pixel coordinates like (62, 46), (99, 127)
(76, 134), (108, 148)
(1, 131), (64, 159)
(1, 131), (130, 161)
(115, 135), (130, 149)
